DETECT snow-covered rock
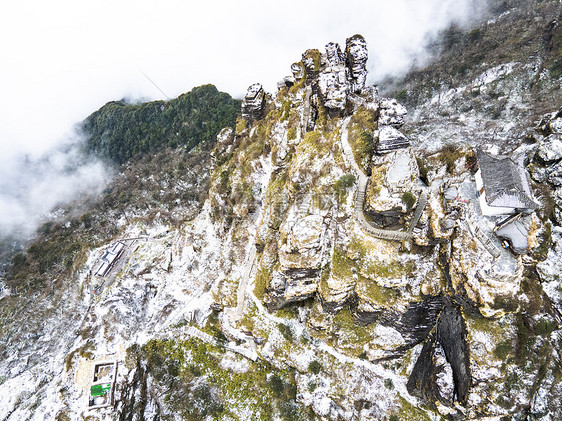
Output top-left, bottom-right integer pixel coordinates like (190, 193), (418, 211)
(536, 134), (562, 163)
(345, 34), (368, 93)
(537, 227), (562, 305)
(378, 98), (407, 127)
(241, 83), (267, 122)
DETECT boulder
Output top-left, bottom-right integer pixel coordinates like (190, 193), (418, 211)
(345, 35), (368, 93)
(378, 98), (407, 127)
(536, 133), (562, 163)
(241, 83), (266, 122)
(376, 125), (410, 154)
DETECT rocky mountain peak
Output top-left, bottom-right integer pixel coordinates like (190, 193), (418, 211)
(2, 5), (562, 419)
(325, 41), (345, 67)
(275, 34), (369, 119)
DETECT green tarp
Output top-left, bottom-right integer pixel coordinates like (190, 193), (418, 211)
(90, 383), (111, 397)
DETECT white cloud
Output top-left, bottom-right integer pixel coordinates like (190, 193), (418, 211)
(0, 0), (488, 238)
(0, 137), (111, 238)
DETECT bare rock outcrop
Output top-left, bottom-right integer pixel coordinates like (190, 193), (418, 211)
(318, 42), (349, 113)
(536, 133), (562, 163)
(364, 148), (421, 221)
(277, 34), (370, 120)
(264, 214), (327, 308)
(530, 109), (562, 222)
(375, 125), (410, 154)
(241, 83), (266, 122)
(345, 34), (368, 93)
(378, 98), (407, 127)
(291, 62), (305, 80)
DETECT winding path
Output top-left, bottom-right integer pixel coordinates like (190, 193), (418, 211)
(339, 118), (427, 241)
(230, 118), (428, 324)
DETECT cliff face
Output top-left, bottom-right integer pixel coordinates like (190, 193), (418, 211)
(0, 2), (561, 420)
(207, 25), (560, 418)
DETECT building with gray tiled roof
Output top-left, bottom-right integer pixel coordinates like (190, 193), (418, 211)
(475, 149), (538, 216)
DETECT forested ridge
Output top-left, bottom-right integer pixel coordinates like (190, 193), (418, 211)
(82, 84), (240, 163)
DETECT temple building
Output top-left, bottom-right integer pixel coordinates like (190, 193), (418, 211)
(475, 149), (538, 216)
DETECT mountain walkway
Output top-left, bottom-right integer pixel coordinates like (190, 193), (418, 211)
(465, 216), (501, 258)
(340, 118), (427, 242)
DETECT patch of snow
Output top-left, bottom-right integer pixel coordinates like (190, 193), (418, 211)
(0, 281), (9, 299)
(537, 134), (562, 163)
(386, 150), (412, 185)
(219, 353), (250, 373)
(537, 227), (562, 305)
(472, 63), (518, 87)
(0, 370), (36, 420)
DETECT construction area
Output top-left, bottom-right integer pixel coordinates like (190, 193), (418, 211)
(88, 361), (118, 409)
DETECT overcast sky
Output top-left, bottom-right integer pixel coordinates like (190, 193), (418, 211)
(0, 0), (488, 237)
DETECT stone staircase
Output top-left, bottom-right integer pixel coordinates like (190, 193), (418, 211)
(465, 217), (502, 258)
(407, 189), (429, 235)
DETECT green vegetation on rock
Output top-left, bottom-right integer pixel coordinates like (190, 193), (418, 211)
(401, 192), (417, 210)
(335, 174), (356, 204)
(348, 106), (376, 174)
(83, 84), (240, 164)
(136, 337), (311, 420)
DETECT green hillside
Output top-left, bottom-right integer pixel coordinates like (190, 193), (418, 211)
(82, 84), (240, 163)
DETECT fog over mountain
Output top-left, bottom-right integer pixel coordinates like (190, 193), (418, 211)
(0, 139), (110, 238)
(0, 0), (489, 239)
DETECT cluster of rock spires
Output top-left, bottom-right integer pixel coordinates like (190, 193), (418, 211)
(244, 35), (371, 120)
(284, 34), (370, 122)
(242, 34), (410, 153)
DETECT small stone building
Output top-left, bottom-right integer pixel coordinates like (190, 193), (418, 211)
(95, 242), (125, 277)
